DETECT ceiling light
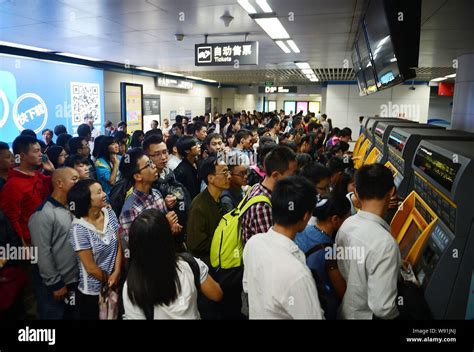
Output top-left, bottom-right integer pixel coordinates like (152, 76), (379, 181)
(186, 76), (202, 80)
(202, 79), (218, 83)
(57, 52), (103, 61)
(275, 40), (291, 53)
(255, 17), (290, 39)
(390, 57), (397, 63)
(0, 41), (53, 52)
(163, 71), (184, 77)
(237, 0), (257, 14)
(309, 77), (319, 82)
(431, 77), (447, 82)
(445, 73), (456, 78)
(256, 0), (273, 13)
(287, 40), (300, 53)
(136, 66), (162, 73)
(301, 69), (314, 75)
(295, 62), (311, 69)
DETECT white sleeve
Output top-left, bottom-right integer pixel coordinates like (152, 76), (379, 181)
(194, 257), (209, 284)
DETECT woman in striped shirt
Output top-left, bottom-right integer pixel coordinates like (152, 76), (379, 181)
(68, 179), (122, 320)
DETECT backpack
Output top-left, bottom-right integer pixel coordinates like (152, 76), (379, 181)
(210, 189), (271, 270)
(144, 253), (200, 320)
(304, 242), (338, 319)
(109, 178), (133, 217)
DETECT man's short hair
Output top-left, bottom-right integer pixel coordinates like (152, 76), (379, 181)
(264, 145), (296, 177)
(355, 164), (394, 200)
(54, 125), (67, 136)
(142, 134), (164, 153)
(198, 155), (219, 185)
(119, 148), (146, 184)
(68, 137), (86, 155)
(233, 129), (251, 147)
(176, 136), (198, 158)
(77, 124), (91, 137)
(272, 176), (317, 226)
(42, 128), (53, 136)
(12, 136), (39, 156)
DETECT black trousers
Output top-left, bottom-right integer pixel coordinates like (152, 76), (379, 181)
(77, 291), (99, 320)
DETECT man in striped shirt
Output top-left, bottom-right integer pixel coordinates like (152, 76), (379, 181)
(241, 146), (297, 243)
(118, 149), (182, 254)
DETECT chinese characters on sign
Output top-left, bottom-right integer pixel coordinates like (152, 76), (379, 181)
(195, 41), (259, 66)
(156, 77), (193, 90)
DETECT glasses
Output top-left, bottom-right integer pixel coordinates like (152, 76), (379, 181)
(231, 171), (248, 178)
(136, 159), (155, 173)
(215, 170), (231, 176)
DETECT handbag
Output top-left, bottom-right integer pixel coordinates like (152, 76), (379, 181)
(99, 285), (119, 320)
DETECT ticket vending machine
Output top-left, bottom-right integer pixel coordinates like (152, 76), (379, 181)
(385, 127), (474, 199)
(354, 117), (410, 168)
(391, 140), (474, 319)
(353, 117), (374, 157)
(364, 121), (439, 166)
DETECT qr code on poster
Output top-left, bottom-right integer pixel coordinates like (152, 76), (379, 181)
(71, 82), (101, 126)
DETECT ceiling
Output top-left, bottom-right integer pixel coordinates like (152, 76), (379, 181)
(0, 0), (472, 84)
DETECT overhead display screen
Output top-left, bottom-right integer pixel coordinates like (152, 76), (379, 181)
(414, 146), (461, 192)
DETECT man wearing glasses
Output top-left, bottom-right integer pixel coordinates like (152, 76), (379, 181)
(220, 163), (248, 213)
(143, 134), (191, 252)
(118, 148), (183, 255)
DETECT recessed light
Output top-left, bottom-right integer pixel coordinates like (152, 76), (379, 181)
(287, 40), (300, 53)
(295, 62), (311, 69)
(255, 18), (290, 39)
(237, 0), (257, 14)
(275, 40), (291, 53)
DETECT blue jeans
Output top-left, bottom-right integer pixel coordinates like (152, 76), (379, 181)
(31, 265), (78, 320)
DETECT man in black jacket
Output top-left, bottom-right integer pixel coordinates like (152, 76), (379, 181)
(143, 135), (191, 252)
(173, 136), (201, 199)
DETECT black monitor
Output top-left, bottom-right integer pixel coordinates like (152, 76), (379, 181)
(352, 0), (421, 95)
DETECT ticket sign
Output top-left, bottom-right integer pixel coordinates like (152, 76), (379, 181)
(258, 86), (298, 94)
(195, 41), (259, 66)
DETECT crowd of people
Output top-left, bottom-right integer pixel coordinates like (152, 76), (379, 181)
(0, 109), (403, 320)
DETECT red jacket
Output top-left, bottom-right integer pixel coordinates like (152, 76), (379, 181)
(0, 168), (52, 245)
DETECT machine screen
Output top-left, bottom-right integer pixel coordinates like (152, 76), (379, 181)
(388, 131), (406, 153)
(375, 126), (385, 139)
(399, 221), (422, 259)
(414, 146), (461, 192)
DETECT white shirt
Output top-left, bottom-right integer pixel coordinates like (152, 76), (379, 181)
(336, 210), (401, 319)
(243, 228), (325, 319)
(89, 126), (101, 153)
(167, 154), (181, 171)
(122, 257), (208, 319)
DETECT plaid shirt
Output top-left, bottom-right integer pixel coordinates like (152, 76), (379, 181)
(241, 183), (272, 243)
(118, 188), (167, 248)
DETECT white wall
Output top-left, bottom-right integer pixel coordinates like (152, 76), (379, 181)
(104, 71), (222, 126)
(325, 84), (431, 134)
(428, 95), (453, 123)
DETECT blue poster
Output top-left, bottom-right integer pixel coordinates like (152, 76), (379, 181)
(0, 54), (104, 145)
